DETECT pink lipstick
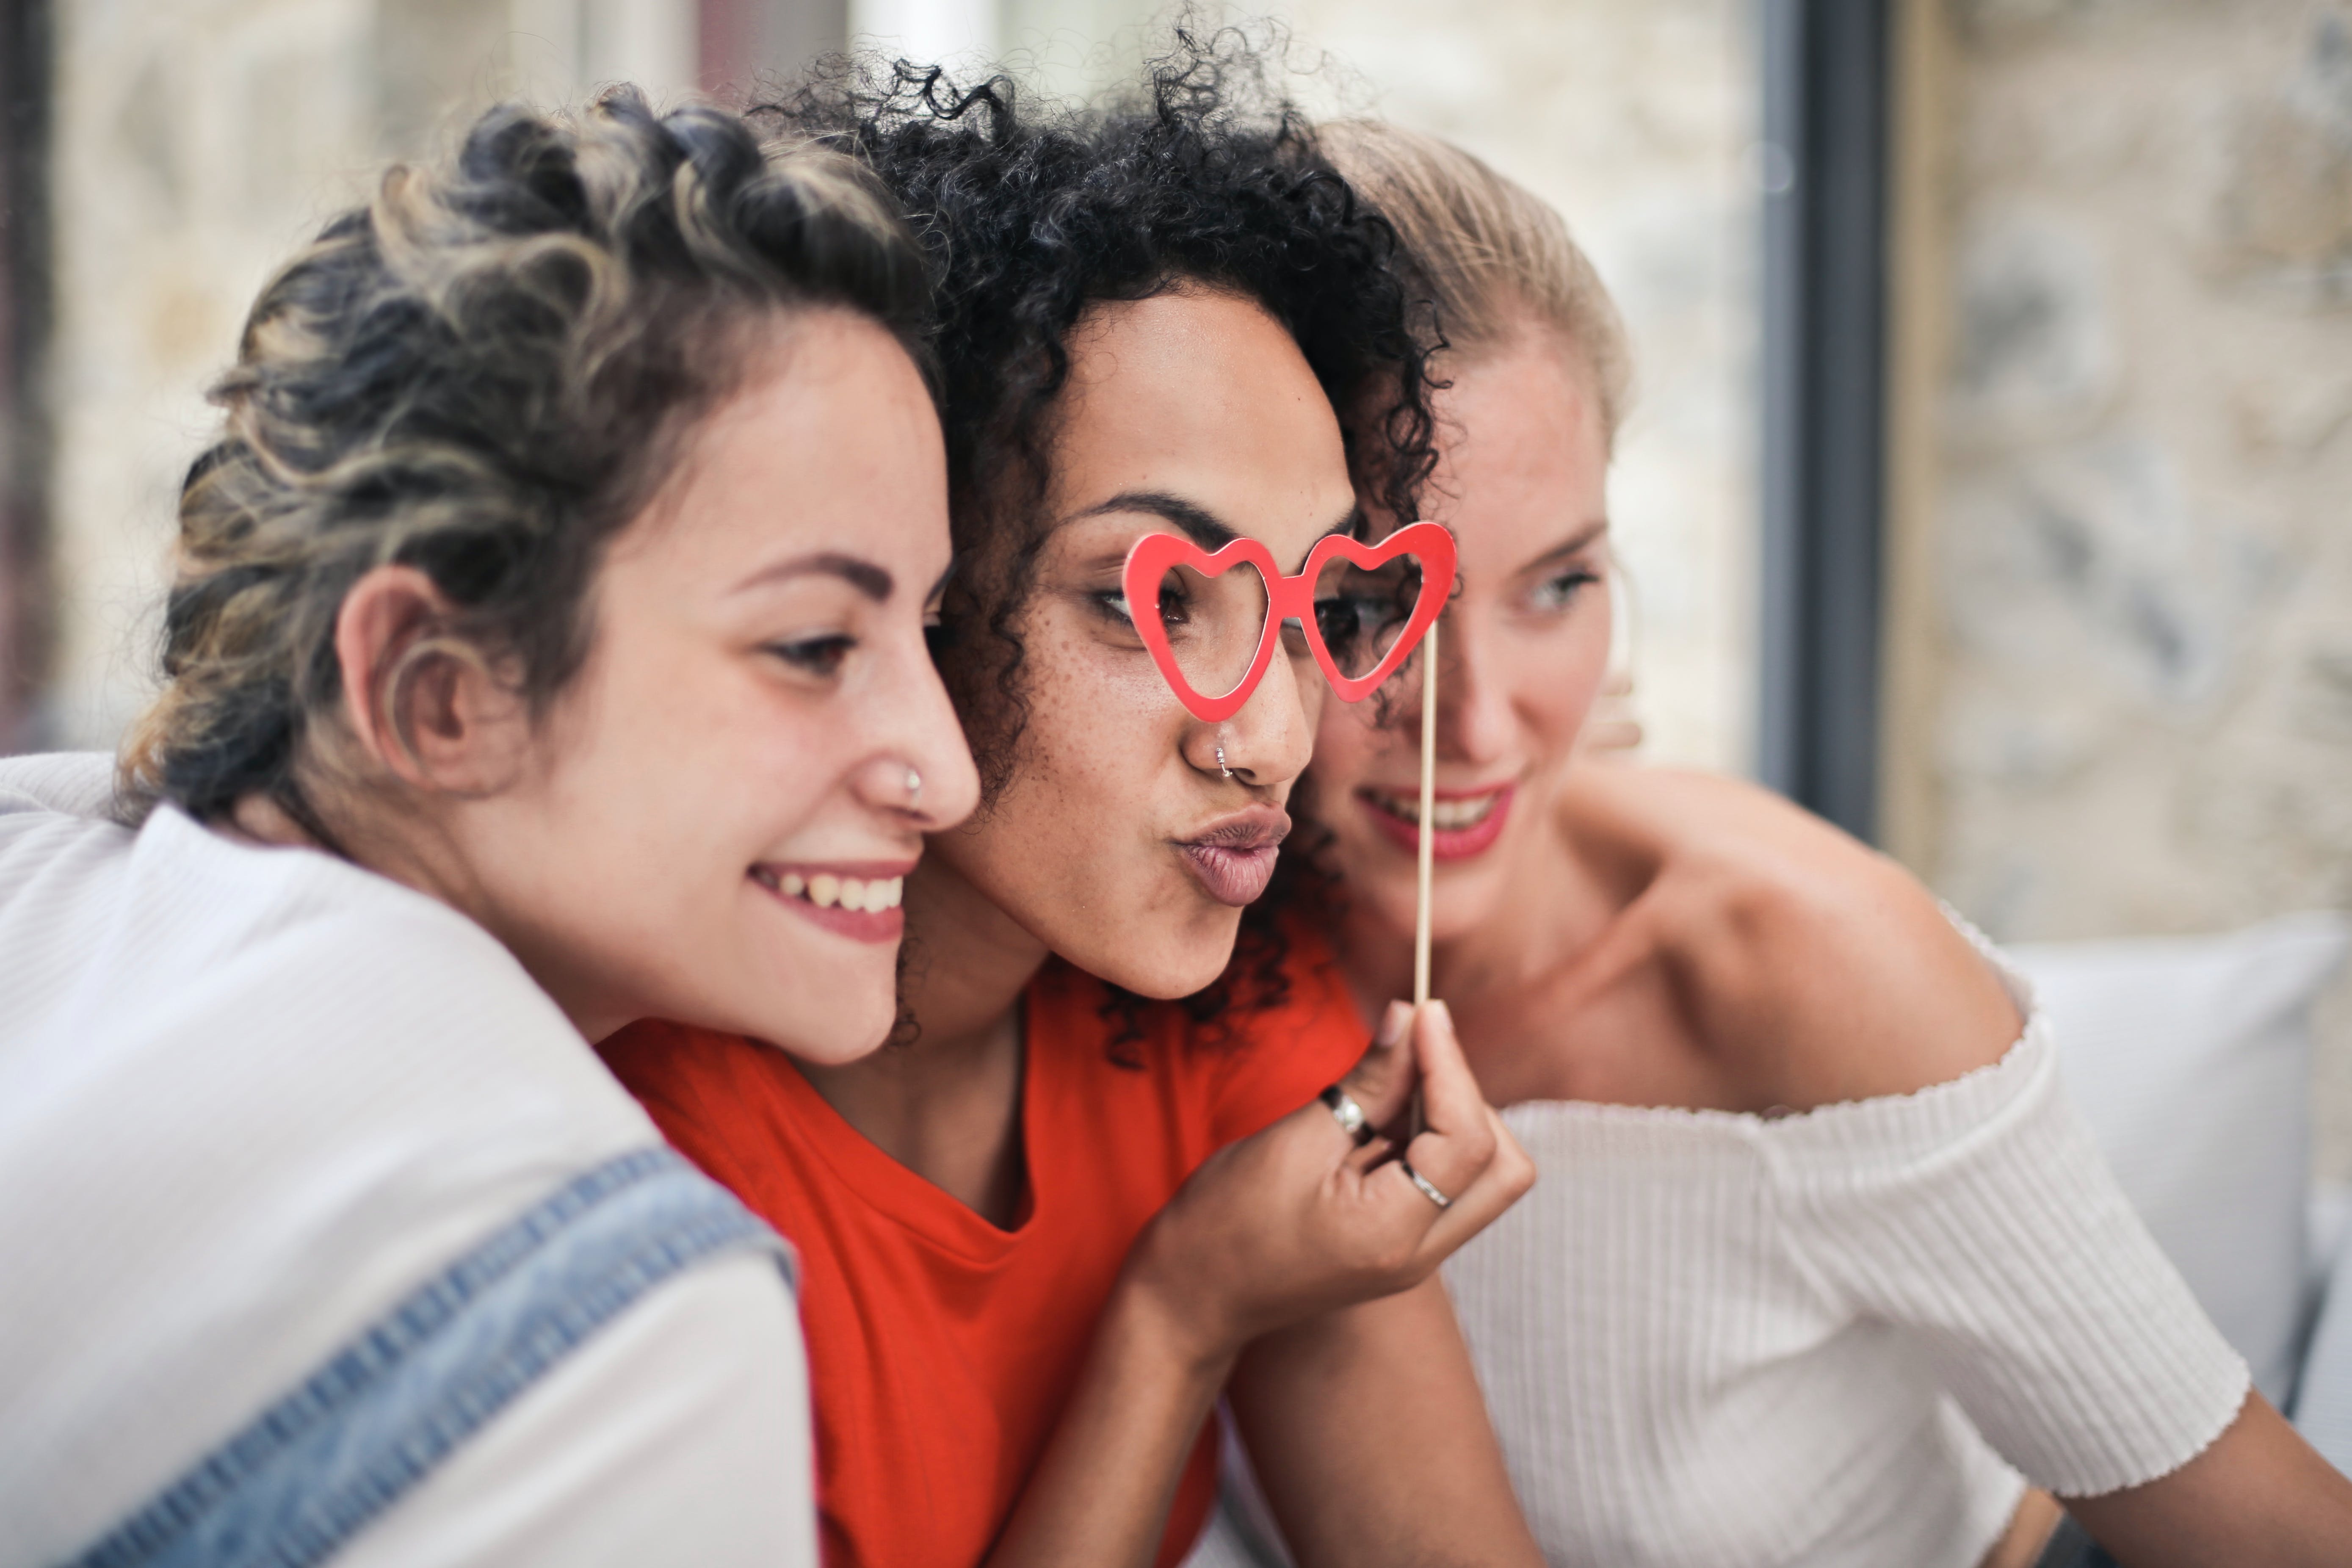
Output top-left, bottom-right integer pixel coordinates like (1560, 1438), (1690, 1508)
(1359, 783), (1515, 862)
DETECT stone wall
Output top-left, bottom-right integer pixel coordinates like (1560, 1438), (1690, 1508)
(1891, 0), (2352, 1175)
(37, 0), (700, 749)
(33, 0), (1763, 777)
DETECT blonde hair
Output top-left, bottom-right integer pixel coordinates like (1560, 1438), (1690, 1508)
(1321, 121), (1631, 447)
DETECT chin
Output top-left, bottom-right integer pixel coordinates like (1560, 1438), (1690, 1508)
(760, 999), (899, 1065)
(1070, 907), (1241, 1001)
(732, 949), (901, 1065)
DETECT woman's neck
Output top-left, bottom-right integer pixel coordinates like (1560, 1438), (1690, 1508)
(788, 845), (1047, 1226)
(898, 848), (1054, 1050)
(1332, 773), (1631, 1087)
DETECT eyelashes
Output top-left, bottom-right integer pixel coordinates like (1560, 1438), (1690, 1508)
(1092, 589), (1138, 628)
(768, 635), (857, 677)
(1530, 568), (1600, 612)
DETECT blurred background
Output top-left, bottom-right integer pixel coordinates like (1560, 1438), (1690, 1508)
(0, 0), (2345, 1178)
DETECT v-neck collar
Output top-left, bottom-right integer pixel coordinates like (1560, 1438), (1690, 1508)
(771, 1006), (1042, 1268)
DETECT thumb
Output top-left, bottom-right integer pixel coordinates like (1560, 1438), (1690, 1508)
(1409, 999), (1484, 1136)
(1340, 1000), (1418, 1125)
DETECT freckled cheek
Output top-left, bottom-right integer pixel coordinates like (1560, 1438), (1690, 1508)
(1021, 631), (1191, 806)
(1016, 708), (1177, 868)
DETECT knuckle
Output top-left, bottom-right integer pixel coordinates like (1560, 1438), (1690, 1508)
(1503, 1151), (1537, 1197)
(1368, 1232), (1419, 1280)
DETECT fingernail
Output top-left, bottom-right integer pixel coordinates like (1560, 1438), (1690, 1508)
(1376, 1000), (1410, 1047)
(1425, 999), (1454, 1034)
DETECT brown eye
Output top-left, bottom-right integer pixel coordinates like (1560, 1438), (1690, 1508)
(771, 636), (855, 676)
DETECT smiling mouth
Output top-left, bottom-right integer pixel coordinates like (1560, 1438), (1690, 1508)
(1359, 784), (1515, 861)
(1365, 791), (1504, 831)
(750, 868), (904, 912)
(750, 864), (910, 942)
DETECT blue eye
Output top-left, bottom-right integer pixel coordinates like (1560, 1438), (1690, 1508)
(1532, 570), (1598, 612)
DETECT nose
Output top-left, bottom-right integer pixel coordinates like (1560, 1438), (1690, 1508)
(1395, 611), (1510, 766)
(856, 636), (981, 830)
(1185, 640), (1319, 788)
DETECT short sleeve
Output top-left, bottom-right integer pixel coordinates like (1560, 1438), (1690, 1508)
(337, 1253), (818, 1567)
(1767, 1018), (2250, 1496)
(1204, 925), (1369, 1149)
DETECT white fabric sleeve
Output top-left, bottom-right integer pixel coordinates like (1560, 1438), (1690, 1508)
(1766, 1013), (2250, 1498)
(334, 1253), (818, 1568)
(0, 751), (118, 818)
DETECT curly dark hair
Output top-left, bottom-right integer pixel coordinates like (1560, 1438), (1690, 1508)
(749, 26), (1440, 794)
(750, 27), (1440, 1050)
(121, 90), (932, 838)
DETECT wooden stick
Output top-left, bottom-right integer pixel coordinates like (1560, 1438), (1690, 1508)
(1402, 619), (1439, 1145)
(1414, 618), (1437, 1007)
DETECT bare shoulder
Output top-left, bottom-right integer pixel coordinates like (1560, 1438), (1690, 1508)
(1559, 766), (2025, 1109)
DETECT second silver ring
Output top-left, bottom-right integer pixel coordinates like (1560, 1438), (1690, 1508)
(1401, 1159), (1453, 1210)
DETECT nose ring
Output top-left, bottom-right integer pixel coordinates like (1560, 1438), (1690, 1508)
(1216, 744), (1232, 780)
(906, 766), (923, 806)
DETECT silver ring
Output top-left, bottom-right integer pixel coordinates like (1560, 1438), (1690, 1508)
(906, 766), (922, 806)
(1401, 1159), (1452, 1210)
(1319, 1084), (1373, 1145)
(1216, 744), (1232, 779)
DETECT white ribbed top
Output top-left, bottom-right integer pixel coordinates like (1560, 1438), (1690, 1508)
(1442, 964), (2250, 1568)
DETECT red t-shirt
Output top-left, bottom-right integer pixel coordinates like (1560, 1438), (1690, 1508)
(598, 925), (1365, 1568)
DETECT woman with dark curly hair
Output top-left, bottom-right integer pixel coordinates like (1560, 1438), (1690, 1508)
(600, 37), (1540, 1568)
(0, 93), (978, 1564)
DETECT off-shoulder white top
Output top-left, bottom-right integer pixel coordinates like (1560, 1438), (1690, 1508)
(1440, 953), (2248, 1567)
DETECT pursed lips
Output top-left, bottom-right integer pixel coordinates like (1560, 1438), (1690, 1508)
(1175, 806), (1291, 908)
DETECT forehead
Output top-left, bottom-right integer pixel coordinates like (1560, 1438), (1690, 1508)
(1047, 289), (1354, 559)
(1431, 332), (1609, 557)
(615, 310), (948, 583)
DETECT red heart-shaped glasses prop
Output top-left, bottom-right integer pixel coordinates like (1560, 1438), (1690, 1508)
(1122, 521), (1457, 723)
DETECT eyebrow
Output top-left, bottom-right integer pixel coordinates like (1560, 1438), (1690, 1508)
(1515, 518), (1612, 578)
(1076, 489), (1360, 567)
(731, 550), (894, 601)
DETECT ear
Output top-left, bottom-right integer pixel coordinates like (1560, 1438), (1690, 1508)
(333, 565), (524, 796)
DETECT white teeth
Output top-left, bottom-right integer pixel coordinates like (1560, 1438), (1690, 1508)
(766, 870), (905, 913)
(1379, 792), (1501, 830)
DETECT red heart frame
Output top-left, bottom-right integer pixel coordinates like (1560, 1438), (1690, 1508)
(1121, 521), (1457, 722)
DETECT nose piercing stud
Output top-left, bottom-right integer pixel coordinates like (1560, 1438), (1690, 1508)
(906, 767), (923, 806)
(1216, 744), (1232, 779)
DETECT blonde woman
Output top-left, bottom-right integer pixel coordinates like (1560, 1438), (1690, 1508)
(1272, 122), (2352, 1568)
(0, 94), (978, 1566)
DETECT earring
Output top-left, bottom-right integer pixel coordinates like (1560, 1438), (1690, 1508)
(1216, 744), (1232, 779)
